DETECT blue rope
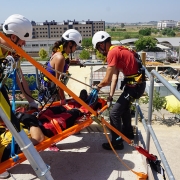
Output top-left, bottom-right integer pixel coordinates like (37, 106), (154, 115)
(11, 69), (19, 162)
(12, 69), (16, 113)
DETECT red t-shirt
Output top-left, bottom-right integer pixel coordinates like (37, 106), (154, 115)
(107, 46), (138, 76)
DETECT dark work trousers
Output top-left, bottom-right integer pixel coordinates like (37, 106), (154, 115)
(110, 81), (146, 142)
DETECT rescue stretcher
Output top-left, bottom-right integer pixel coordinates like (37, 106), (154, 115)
(1, 31), (168, 180)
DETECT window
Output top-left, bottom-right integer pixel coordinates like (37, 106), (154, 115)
(32, 44), (39, 47)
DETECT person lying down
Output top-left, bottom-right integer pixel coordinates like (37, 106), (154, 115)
(0, 106), (84, 163)
(0, 89), (106, 163)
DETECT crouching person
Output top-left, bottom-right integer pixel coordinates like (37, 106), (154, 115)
(0, 113), (45, 163)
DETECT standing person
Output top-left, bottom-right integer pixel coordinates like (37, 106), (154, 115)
(0, 14), (38, 110)
(39, 29), (82, 105)
(92, 31), (146, 150)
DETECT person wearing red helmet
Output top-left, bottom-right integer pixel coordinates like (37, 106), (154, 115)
(92, 31), (146, 150)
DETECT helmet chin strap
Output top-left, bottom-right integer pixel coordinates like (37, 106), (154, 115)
(11, 35), (20, 45)
(70, 46), (73, 60)
(98, 42), (107, 56)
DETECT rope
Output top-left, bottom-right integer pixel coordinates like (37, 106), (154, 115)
(0, 43), (15, 53)
(42, 63), (104, 93)
(102, 122), (148, 179)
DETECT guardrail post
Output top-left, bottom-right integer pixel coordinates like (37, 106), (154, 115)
(146, 73), (154, 151)
(134, 99), (139, 126)
(140, 51), (146, 67)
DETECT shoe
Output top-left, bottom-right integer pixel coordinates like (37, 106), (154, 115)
(49, 144), (59, 152)
(0, 171), (10, 179)
(102, 142), (124, 150)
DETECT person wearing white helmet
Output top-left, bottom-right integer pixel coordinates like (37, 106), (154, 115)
(0, 14), (39, 179)
(92, 31), (146, 150)
(0, 14), (38, 111)
(39, 29), (82, 105)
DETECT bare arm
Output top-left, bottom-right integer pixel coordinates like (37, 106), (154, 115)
(109, 70), (119, 99)
(53, 54), (65, 100)
(16, 68), (34, 103)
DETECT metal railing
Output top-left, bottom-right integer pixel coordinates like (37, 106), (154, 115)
(133, 67), (177, 180)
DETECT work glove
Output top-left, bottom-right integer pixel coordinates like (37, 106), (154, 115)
(60, 99), (66, 105)
(92, 85), (101, 91)
(107, 96), (113, 108)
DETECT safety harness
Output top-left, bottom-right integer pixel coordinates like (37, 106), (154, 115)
(38, 45), (71, 103)
(109, 46), (145, 90)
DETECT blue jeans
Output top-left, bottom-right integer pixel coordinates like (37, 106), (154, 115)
(110, 82), (146, 142)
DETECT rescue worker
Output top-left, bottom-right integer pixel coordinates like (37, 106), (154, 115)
(0, 14), (38, 110)
(39, 29), (82, 105)
(92, 31), (146, 150)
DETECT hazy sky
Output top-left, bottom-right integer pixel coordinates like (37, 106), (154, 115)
(1, 0), (180, 23)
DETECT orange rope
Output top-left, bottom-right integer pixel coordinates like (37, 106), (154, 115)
(102, 119), (148, 179)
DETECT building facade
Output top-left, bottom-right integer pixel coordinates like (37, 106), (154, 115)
(157, 20), (177, 29)
(31, 19), (105, 39)
(0, 19), (105, 39)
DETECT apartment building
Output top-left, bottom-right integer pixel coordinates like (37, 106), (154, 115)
(157, 20), (177, 29)
(31, 19), (105, 39)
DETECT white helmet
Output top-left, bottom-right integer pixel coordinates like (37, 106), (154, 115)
(62, 29), (82, 46)
(92, 31), (111, 49)
(3, 14), (32, 40)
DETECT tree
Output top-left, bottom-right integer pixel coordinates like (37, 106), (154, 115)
(139, 28), (151, 36)
(162, 28), (176, 37)
(82, 38), (92, 49)
(39, 48), (48, 59)
(140, 90), (166, 114)
(151, 28), (159, 34)
(121, 23), (125, 28)
(82, 38), (93, 55)
(135, 36), (157, 51)
(111, 27), (115, 31)
(96, 51), (106, 61)
(79, 49), (90, 60)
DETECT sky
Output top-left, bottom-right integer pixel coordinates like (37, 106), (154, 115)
(1, 0), (180, 24)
